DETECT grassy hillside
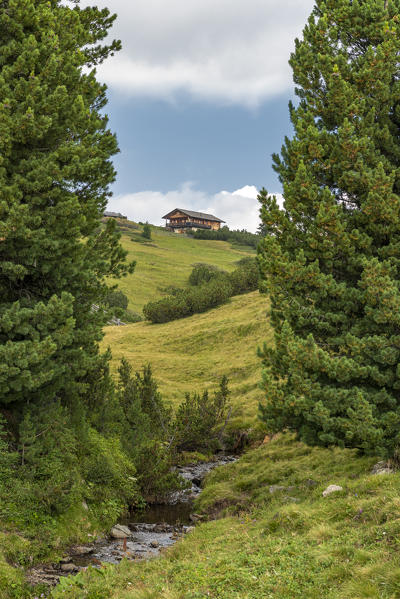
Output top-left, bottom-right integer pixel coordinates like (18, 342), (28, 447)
(103, 222), (268, 430)
(114, 224), (254, 313)
(52, 434), (400, 599)
(102, 291), (271, 432)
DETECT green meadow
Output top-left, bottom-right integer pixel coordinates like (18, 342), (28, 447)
(113, 224), (254, 314)
(103, 291), (271, 432)
(103, 223), (268, 431)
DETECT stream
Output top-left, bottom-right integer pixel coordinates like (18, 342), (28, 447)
(27, 455), (236, 586)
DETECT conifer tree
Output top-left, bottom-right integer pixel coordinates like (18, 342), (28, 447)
(258, 0), (400, 455)
(0, 0), (133, 406)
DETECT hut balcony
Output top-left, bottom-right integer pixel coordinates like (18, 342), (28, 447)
(167, 221), (212, 230)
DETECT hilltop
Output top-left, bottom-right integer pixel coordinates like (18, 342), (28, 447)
(111, 222), (255, 313)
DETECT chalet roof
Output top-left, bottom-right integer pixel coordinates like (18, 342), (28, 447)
(162, 208), (225, 223)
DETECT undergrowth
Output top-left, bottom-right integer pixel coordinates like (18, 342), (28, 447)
(50, 434), (400, 599)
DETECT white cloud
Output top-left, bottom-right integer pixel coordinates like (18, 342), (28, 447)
(80, 0), (314, 106)
(108, 183), (283, 233)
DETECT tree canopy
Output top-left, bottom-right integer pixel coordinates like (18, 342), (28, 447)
(258, 0), (400, 455)
(0, 0), (134, 406)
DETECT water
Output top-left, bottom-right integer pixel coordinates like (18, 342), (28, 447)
(57, 455), (237, 570)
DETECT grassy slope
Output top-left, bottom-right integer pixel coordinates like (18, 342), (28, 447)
(114, 224), (254, 313)
(52, 434), (400, 599)
(104, 223), (268, 429)
(102, 291), (271, 431)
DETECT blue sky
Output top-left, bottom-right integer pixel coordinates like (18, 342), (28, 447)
(108, 93), (293, 196)
(81, 0), (315, 231)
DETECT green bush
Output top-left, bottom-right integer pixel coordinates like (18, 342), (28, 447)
(228, 257), (259, 295)
(142, 223), (152, 240)
(123, 309), (143, 323)
(116, 359), (182, 498)
(104, 289), (129, 310)
(174, 376), (231, 452)
(189, 263), (226, 286)
(188, 225), (261, 248)
(143, 294), (191, 323)
(143, 278), (232, 323)
(143, 260), (258, 324)
(82, 429), (139, 510)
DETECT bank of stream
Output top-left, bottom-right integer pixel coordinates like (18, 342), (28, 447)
(27, 455), (236, 588)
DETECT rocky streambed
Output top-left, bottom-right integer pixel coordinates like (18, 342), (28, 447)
(27, 455), (236, 587)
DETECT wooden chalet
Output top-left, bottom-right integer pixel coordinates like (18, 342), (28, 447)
(162, 208), (225, 234)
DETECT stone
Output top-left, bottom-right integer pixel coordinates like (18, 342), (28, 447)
(374, 468), (394, 475)
(371, 461), (395, 475)
(269, 485), (286, 494)
(70, 545), (93, 556)
(60, 563), (77, 572)
(150, 541), (159, 548)
(322, 485), (343, 497)
(184, 526), (195, 534)
(305, 479), (317, 487)
(284, 496), (300, 503)
(110, 524), (131, 539)
(189, 513), (204, 522)
(82, 500), (89, 511)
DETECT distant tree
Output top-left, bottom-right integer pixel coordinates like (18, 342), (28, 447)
(142, 223), (152, 240)
(0, 1), (134, 407)
(258, 0), (400, 455)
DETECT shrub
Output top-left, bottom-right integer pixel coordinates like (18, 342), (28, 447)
(123, 309), (143, 323)
(143, 295), (191, 323)
(104, 289), (129, 310)
(189, 263), (226, 286)
(228, 257), (259, 294)
(82, 429), (139, 510)
(142, 223), (152, 239)
(116, 359), (182, 498)
(143, 278), (232, 323)
(189, 226), (261, 248)
(174, 376), (231, 452)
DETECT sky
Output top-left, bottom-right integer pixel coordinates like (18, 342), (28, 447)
(81, 0), (315, 231)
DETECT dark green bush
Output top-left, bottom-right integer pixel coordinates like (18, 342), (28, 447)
(143, 295), (190, 323)
(117, 359), (182, 498)
(174, 376), (231, 452)
(143, 278), (232, 323)
(188, 225), (261, 248)
(228, 257), (259, 295)
(105, 289), (129, 310)
(142, 223), (152, 239)
(122, 309), (143, 323)
(189, 263), (226, 286)
(104, 290), (142, 323)
(144, 259), (258, 324)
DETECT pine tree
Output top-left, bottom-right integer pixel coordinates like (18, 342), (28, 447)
(0, 1), (134, 406)
(258, 0), (400, 455)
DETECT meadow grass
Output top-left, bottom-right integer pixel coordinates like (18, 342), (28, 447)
(102, 291), (271, 433)
(51, 434), (400, 599)
(113, 225), (254, 314)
